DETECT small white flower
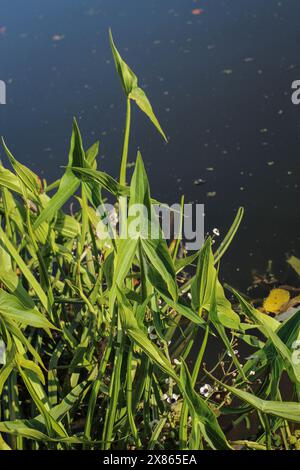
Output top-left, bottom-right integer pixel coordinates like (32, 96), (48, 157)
(249, 370), (256, 376)
(213, 228), (220, 237)
(173, 358), (181, 366)
(187, 293), (192, 300)
(227, 349), (238, 358)
(199, 384), (213, 398)
(162, 393), (168, 401)
(108, 208), (118, 227)
(148, 326), (157, 340)
(167, 393), (180, 404)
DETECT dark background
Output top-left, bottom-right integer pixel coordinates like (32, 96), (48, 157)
(0, 0), (299, 288)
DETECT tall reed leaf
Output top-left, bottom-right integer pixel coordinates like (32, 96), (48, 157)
(109, 30), (167, 141)
(33, 118), (86, 229)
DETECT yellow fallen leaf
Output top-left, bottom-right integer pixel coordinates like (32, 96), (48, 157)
(263, 288), (290, 314)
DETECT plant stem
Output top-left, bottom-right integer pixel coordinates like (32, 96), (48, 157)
(179, 323), (209, 449)
(119, 98), (131, 186)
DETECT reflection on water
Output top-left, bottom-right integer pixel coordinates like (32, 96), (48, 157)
(0, 0), (299, 288)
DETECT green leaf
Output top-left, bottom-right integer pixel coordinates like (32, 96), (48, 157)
(33, 118), (87, 229)
(70, 166), (129, 197)
(0, 163), (31, 197)
(109, 30), (167, 141)
(2, 138), (41, 196)
(0, 227), (50, 313)
(117, 289), (177, 381)
(110, 237), (138, 313)
(141, 238), (178, 301)
(33, 169), (79, 230)
(287, 255), (300, 277)
(16, 354), (45, 385)
(191, 239), (240, 330)
(232, 289), (300, 385)
(0, 289), (55, 330)
(180, 361), (232, 450)
(221, 381), (300, 423)
(86, 141), (100, 167)
(129, 87), (167, 142)
(130, 152), (177, 300)
(0, 270), (35, 308)
(109, 29), (137, 96)
(160, 294), (207, 328)
(214, 207), (244, 264)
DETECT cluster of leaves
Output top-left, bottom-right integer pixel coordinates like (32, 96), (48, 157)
(0, 32), (300, 451)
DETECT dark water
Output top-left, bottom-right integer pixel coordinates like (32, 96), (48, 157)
(0, 0), (300, 288)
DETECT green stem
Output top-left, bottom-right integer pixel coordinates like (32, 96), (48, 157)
(102, 314), (124, 450)
(126, 345), (142, 448)
(179, 323), (209, 449)
(119, 98), (131, 186)
(84, 321), (115, 441)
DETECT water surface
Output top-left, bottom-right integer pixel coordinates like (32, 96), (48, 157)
(0, 0), (299, 288)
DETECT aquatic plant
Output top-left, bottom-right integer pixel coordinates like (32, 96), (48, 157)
(0, 32), (300, 451)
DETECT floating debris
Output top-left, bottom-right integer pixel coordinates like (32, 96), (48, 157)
(207, 191), (217, 197)
(0, 26), (7, 35)
(191, 9), (204, 16)
(193, 178), (206, 186)
(52, 34), (65, 42)
(222, 69), (233, 75)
